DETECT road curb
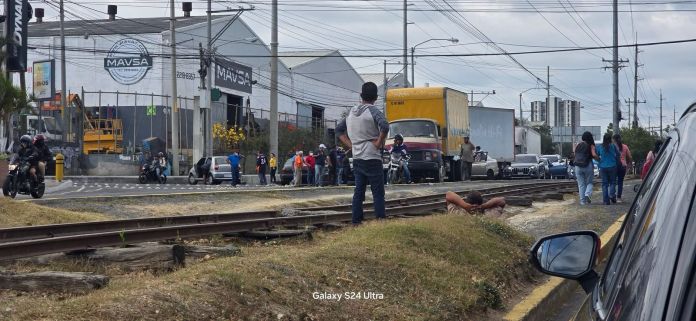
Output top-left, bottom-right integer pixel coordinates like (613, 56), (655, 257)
(503, 214), (626, 321)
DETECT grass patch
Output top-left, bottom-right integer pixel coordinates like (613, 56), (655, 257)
(0, 198), (106, 227)
(2, 213), (537, 321)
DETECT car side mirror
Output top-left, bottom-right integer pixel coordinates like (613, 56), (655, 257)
(530, 231), (600, 293)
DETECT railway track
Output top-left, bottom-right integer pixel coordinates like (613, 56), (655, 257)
(0, 181), (575, 261)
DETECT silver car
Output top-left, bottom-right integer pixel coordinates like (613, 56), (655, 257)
(471, 151), (499, 179)
(188, 156), (235, 185)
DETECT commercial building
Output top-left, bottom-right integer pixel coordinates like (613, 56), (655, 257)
(3, 4), (363, 159)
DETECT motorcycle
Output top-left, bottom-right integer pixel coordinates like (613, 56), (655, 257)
(2, 156), (45, 199)
(387, 153), (411, 185)
(138, 163), (167, 184)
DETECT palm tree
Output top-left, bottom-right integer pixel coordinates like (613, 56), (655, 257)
(0, 37), (31, 152)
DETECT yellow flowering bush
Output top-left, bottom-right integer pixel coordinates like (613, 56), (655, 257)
(213, 123), (246, 153)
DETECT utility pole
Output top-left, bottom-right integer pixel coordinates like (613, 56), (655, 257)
(612, 0), (620, 131)
(403, 0), (408, 88)
(206, 0), (213, 157)
(59, 0), (68, 142)
(383, 60), (388, 109)
(270, 0), (279, 157)
(169, 0), (180, 175)
(674, 105), (677, 126)
(659, 89), (664, 137)
(546, 66), (551, 126)
(518, 94), (523, 126)
(632, 39), (644, 129)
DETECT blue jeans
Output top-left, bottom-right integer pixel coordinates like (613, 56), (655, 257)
(308, 168), (315, 185)
(402, 160), (411, 182)
(575, 165), (594, 204)
(600, 166), (617, 204)
(352, 159), (386, 224)
(231, 167), (240, 186)
(315, 165), (324, 186)
(616, 165), (626, 198)
(258, 168), (267, 185)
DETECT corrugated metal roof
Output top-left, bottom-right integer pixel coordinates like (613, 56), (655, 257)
(3, 16), (213, 37)
(279, 50), (336, 69)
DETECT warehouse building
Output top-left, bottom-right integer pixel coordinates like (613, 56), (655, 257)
(4, 4), (364, 159)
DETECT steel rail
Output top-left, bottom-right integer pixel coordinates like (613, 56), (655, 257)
(0, 182), (576, 260)
(0, 182), (571, 243)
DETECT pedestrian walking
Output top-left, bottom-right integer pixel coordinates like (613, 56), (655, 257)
(328, 145), (338, 185)
(269, 153), (278, 184)
(256, 150), (268, 185)
(612, 134), (632, 203)
(294, 151), (304, 187)
(461, 136), (475, 180)
(573, 131), (599, 205)
(641, 139), (663, 179)
(315, 144), (327, 186)
(336, 82), (389, 224)
(305, 152), (316, 186)
(228, 151), (242, 187)
(596, 133), (621, 205)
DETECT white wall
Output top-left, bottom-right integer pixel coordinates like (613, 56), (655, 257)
(27, 33), (166, 107)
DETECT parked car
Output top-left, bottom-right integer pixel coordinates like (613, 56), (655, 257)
(279, 157), (330, 186)
(503, 154), (547, 179)
(529, 103), (696, 321)
(472, 151), (499, 180)
(188, 156), (234, 185)
(541, 154), (572, 179)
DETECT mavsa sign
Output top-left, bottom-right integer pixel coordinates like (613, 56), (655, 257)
(103, 38), (153, 85)
(215, 57), (252, 94)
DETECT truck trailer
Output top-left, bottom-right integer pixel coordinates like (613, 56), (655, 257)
(385, 87), (469, 182)
(468, 106), (515, 172)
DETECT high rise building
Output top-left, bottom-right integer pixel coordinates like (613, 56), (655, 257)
(530, 101), (546, 123)
(559, 100), (581, 127)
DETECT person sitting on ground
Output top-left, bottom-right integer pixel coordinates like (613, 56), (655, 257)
(445, 191), (506, 217)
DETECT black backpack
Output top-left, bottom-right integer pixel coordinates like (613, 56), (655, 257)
(573, 142), (591, 167)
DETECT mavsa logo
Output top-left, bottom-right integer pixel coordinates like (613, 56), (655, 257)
(104, 38), (153, 85)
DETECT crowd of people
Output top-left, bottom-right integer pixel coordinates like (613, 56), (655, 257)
(571, 131), (658, 206)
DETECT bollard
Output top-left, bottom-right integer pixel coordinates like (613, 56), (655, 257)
(55, 153), (64, 182)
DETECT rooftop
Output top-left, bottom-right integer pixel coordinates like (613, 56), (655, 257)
(279, 50), (337, 69)
(5, 16), (214, 37)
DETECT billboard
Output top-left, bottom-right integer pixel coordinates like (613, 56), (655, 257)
(552, 126), (601, 143)
(33, 60), (55, 100)
(3, 0), (31, 72)
(215, 57), (252, 94)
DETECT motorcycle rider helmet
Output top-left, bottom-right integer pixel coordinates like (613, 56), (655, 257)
(20, 135), (32, 146)
(158, 152), (164, 157)
(33, 134), (46, 144)
(394, 134), (404, 143)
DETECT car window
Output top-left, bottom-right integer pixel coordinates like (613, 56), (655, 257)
(599, 134), (694, 320)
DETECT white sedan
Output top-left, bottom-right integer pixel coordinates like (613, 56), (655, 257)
(471, 152), (499, 180)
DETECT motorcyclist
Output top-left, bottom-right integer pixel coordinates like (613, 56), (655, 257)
(33, 134), (52, 182)
(156, 152), (167, 177)
(389, 134), (411, 183)
(17, 135), (39, 184)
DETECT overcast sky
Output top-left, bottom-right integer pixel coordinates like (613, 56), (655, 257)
(30, 0), (696, 132)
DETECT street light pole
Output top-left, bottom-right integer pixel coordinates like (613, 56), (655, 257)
(519, 87), (540, 126)
(411, 38), (458, 88)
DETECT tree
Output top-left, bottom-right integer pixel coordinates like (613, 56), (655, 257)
(619, 126), (656, 163)
(531, 124), (555, 155)
(0, 73), (30, 152)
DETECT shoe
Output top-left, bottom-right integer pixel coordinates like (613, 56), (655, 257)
(616, 198), (623, 203)
(584, 196), (592, 204)
(611, 197), (617, 204)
